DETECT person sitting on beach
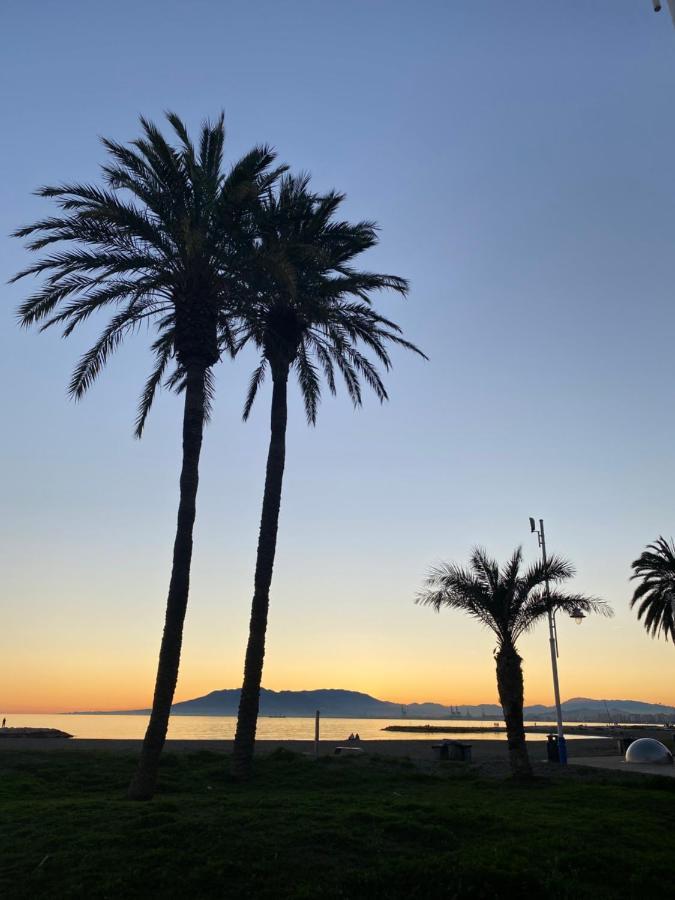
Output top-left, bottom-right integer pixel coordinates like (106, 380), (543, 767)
(354, 732), (360, 741)
(347, 732), (355, 741)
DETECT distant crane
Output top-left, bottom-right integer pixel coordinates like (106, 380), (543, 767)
(603, 700), (612, 726)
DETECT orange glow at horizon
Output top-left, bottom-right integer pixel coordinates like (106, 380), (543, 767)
(3, 623), (674, 715)
(4, 536), (674, 717)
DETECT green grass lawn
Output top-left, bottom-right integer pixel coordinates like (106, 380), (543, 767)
(1, 749), (673, 899)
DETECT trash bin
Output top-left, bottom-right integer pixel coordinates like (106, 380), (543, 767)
(547, 734), (560, 762)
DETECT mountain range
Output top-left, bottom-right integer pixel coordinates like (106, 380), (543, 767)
(72, 688), (675, 722)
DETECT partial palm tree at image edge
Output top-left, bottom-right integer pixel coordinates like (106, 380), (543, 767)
(630, 536), (675, 644)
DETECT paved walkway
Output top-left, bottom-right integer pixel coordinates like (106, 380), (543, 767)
(0, 736), (615, 761)
(573, 756), (675, 778)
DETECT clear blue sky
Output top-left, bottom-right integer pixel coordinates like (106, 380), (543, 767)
(2, 0), (674, 712)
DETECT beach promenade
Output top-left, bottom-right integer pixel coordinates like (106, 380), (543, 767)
(0, 735), (615, 761)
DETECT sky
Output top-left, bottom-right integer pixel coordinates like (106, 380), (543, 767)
(2, 0), (675, 714)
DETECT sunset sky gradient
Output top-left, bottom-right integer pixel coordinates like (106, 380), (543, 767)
(2, 1), (675, 714)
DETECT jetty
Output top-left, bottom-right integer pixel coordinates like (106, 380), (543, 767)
(383, 723), (675, 741)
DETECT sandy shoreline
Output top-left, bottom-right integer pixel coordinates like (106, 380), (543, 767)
(0, 736), (617, 760)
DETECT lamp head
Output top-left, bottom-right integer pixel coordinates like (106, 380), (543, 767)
(570, 607), (586, 626)
(529, 517), (536, 534)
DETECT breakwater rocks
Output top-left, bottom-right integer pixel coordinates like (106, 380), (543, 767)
(0, 727), (73, 739)
(384, 725), (506, 734)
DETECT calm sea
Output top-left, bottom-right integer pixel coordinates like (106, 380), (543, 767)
(3, 714), (601, 741)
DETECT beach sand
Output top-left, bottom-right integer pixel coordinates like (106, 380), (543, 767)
(0, 735), (616, 761)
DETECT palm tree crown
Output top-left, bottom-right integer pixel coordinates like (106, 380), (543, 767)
(417, 546), (611, 646)
(12, 112), (280, 432)
(234, 173), (426, 421)
(630, 537), (675, 643)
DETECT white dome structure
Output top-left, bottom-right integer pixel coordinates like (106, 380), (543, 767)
(625, 738), (674, 765)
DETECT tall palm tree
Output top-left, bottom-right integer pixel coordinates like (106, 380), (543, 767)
(12, 113), (281, 800)
(630, 537), (675, 643)
(230, 174), (426, 778)
(416, 547), (610, 777)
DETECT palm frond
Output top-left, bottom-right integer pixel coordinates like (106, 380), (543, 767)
(203, 366), (216, 424)
(513, 591), (612, 640)
(416, 562), (500, 635)
(417, 547), (611, 648)
(13, 112), (280, 434)
(69, 303), (148, 398)
(232, 172), (423, 424)
(515, 555), (575, 604)
(295, 344), (321, 424)
(243, 360), (268, 421)
(134, 329), (175, 438)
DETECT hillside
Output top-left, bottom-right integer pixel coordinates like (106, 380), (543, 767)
(72, 688), (675, 721)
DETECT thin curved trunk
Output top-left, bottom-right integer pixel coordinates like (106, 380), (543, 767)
(128, 365), (207, 800)
(495, 642), (532, 778)
(232, 362), (289, 779)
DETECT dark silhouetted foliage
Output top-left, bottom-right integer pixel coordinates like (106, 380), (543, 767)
(12, 113), (282, 799)
(630, 536), (675, 643)
(417, 547), (611, 777)
(231, 174), (425, 778)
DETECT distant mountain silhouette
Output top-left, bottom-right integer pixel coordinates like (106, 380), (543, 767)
(71, 688), (675, 721)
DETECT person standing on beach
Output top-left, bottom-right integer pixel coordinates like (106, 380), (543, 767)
(2, 718), (6, 728)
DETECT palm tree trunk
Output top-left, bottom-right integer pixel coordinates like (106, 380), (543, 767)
(495, 642), (532, 778)
(128, 365), (207, 800)
(232, 362), (289, 779)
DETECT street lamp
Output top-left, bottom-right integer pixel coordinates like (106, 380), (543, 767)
(570, 607), (586, 626)
(653, 0), (675, 26)
(529, 517), (573, 765)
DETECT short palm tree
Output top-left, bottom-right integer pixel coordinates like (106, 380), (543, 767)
(416, 547), (610, 777)
(230, 174), (426, 778)
(630, 537), (675, 643)
(12, 113), (280, 800)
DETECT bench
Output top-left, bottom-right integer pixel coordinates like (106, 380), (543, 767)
(334, 746), (364, 756)
(432, 740), (472, 762)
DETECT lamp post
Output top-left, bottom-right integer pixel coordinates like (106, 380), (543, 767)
(653, 0), (675, 26)
(529, 517), (568, 765)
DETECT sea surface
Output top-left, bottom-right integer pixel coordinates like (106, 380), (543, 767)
(3, 714), (607, 741)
